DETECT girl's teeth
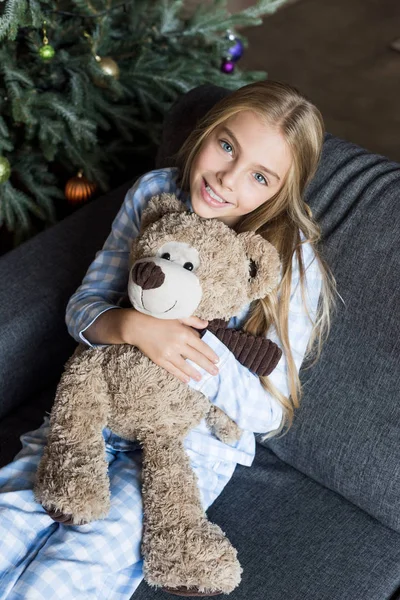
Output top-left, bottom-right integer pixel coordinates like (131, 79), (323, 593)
(205, 183), (227, 203)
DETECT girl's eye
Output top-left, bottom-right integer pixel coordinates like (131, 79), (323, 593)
(254, 172), (268, 186)
(219, 140), (233, 154)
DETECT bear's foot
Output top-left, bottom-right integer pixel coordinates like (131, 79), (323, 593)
(44, 507), (88, 526)
(144, 521), (242, 595)
(40, 496), (108, 525)
(35, 468), (110, 525)
(161, 586), (222, 596)
(35, 451), (111, 526)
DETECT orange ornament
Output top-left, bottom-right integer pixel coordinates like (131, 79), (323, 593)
(65, 170), (96, 204)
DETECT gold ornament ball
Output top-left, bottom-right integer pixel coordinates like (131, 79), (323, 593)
(0, 156), (11, 184)
(39, 44), (56, 61)
(96, 56), (120, 79)
(65, 171), (97, 204)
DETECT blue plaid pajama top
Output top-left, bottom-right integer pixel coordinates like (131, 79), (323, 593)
(65, 167), (322, 467)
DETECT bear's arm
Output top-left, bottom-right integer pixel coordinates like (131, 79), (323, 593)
(202, 319), (282, 378)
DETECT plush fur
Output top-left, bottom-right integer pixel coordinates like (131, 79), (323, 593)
(35, 194), (281, 595)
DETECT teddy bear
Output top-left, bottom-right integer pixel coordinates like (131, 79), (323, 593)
(34, 193), (282, 596)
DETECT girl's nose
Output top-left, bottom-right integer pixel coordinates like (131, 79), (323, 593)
(216, 169), (236, 192)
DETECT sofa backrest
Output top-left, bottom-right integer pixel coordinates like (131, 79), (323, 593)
(157, 85), (400, 533)
(265, 134), (400, 533)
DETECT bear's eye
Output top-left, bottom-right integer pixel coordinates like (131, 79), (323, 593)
(183, 262), (194, 271)
(161, 252), (171, 260)
(249, 259), (257, 278)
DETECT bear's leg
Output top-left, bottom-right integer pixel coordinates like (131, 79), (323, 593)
(34, 352), (111, 525)
(141, 437), (241, 596)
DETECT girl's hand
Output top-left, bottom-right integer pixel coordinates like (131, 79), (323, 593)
(122, 310), (220, 384)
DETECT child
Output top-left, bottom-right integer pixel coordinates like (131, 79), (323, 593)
(0, 80), (336, 599)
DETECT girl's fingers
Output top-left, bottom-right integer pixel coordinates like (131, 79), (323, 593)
(180, 316), (208, 329)
(175, 356), (204, 382)
(164, 358), (202, 384)
(182, 346), (219, 377)
(163, 362), (190, 384)
(191, 337), (219, 365)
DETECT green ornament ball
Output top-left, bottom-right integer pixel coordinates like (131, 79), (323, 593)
(0, 156), (11, 184)
(39, 44), (55, 61)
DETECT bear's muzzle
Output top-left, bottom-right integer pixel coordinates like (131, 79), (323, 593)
(131, 261), (165, 290)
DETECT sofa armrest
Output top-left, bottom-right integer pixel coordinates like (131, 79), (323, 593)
(0, 182), (131, 419)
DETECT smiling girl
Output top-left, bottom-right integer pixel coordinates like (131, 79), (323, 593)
(0, 80), (336, 599)
(189, 110), (291, 225)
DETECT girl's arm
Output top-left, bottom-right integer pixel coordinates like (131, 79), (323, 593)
(188, 241), (322, 435)
(65, 170), (170, 346)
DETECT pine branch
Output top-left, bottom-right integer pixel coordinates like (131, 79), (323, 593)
(28, 0), (44, 28)
(184, 0), (284, 35)
(0, 116), (13, 153)
(0, 182), (16, 230)
(0, 181), (47, 233)
(45, 96), (97, 144)
(15, 166), (61, 222)
(158, 0), (185, 34)
(0, 0), (26, 41)
(38, 119), (67, 160)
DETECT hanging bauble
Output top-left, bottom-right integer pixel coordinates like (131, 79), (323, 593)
(225, 29), (244, 62)
(95, 55), (120, 79)
(65, 170), (96, 204)
(221, 30), (244, 74)
(0, 157), (11, 184)
(39, 44), (55, 61)
(39, 21), (55, 62)
(221, 59), (235, 74)
(227, 37), (244, 62)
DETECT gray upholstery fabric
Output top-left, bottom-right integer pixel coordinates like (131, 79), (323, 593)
(133, 446), (400, 600)
(0, 385), (58, 467)
(264, 135), (400, 533)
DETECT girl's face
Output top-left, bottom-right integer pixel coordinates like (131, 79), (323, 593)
(189, 110), (292, 226)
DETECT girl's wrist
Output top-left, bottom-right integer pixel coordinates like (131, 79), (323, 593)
(120, 308), (149, 346)
(84, 307), (134, 345)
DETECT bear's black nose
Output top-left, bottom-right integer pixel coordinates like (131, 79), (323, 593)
(131, 261), (165, 290)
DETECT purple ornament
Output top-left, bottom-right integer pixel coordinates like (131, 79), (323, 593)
(221, 60), (235, 74)
(227, 38), (244, 62)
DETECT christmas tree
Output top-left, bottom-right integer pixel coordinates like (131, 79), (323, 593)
(0, 0), (286, 247)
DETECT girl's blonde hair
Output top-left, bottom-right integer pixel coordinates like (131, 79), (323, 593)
(175, 80), (337, 437)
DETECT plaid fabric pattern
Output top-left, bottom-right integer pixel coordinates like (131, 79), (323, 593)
(0, 419), (236, 599)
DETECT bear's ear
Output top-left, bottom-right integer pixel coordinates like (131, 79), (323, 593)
(238, 231), (281, 300)
(141, 193), (186, 231)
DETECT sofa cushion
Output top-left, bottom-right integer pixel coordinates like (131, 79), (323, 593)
(0, 384), (58, 468)
(262, 135), (400, 533)
(132, 445), (400, 600)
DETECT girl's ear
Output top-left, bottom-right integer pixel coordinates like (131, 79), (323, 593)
(238, 231), (281, 300)
(140, 193), (186, 232)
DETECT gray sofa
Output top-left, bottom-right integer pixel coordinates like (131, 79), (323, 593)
(0, 85), (399, 600)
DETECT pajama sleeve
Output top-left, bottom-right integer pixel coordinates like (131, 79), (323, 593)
(65, 169), (180, 346)
(188, 241), (322, 434)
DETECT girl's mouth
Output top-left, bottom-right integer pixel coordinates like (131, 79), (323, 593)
(201, 178), (232, 208)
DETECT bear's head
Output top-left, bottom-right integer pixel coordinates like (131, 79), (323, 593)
(127, 194), (281, 321)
